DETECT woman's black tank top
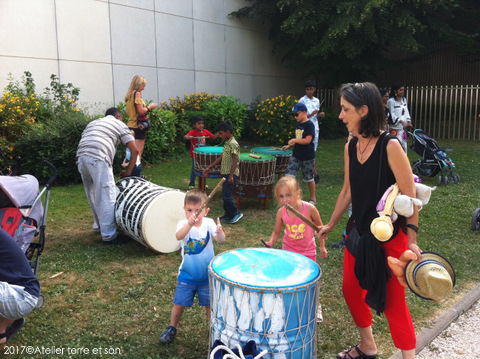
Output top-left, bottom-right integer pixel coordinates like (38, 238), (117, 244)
(349, 132), (396, 235)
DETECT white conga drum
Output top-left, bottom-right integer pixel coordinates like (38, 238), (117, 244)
(115, 177), (185, 253)
(209, 248), (321, 359)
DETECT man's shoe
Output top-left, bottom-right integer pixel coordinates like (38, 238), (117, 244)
(103, 234), (131, 245)
(332, 238), (346, 249)
(228, 213), (243, 224)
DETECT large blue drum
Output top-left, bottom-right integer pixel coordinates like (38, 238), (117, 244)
(208, 248), (321, 359)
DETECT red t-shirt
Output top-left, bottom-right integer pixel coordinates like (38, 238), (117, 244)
(187, 129), (215, 157)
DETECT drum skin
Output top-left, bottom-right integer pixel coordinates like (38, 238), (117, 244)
(115, 177), (185, 253)
(208, 248), (321, 358)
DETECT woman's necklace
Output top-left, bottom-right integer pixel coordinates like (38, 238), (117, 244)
(358, 136), (373, 162)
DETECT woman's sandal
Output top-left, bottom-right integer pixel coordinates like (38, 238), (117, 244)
(336, 345), (377, 359)
(308, 199), (317, 206)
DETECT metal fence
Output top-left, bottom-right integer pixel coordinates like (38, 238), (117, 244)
(318, 85), (480, 140)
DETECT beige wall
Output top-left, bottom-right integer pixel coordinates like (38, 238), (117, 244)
(0, 0), (303, 115)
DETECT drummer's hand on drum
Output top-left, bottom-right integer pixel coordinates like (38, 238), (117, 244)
(202, 169), (209, 177)
(119, 170), (130, 179)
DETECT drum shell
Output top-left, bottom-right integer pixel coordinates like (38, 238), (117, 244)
(237, 153), (276, 186)
(193, 146), (223, 174)
(115, 177), (185, 253)
(209, 248), (321, 359)
(251, 147), (292, 174)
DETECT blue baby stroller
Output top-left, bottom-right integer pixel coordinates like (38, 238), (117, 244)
(409, 129), (459, 186)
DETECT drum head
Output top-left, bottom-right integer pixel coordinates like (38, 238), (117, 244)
(239, 153), (275, 162)
(193, 146), (223, 154)
(142, 190), (185, 253)
(252, 147), (292, 157)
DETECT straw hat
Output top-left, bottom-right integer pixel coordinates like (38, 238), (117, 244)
(404, 252), (456, 302)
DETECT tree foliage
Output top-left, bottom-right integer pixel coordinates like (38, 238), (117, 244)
(231, 0), (480, 86)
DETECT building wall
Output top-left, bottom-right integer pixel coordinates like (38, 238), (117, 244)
(0, 0), (303, 115)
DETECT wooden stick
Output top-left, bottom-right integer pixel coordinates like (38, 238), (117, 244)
(195, 177), (226, 216)
(249, 153), (261, 159)
(260, 239), (269, 248)
(284, 203), (320, 232)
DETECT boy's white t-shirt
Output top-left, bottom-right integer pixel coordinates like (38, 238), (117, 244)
(176, 217), (217, 285)
(299, 95), (320, 132)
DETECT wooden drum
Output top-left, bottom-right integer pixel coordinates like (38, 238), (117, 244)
(193, 146), (223, 176)
(251, 147), (292, 175)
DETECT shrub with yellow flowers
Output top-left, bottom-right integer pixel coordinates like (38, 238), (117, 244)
(253, 95), (298, 146)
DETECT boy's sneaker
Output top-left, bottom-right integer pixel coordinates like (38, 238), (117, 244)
(229, 213), (243, 224)
(219, 215), (232, 221)
(188, 185), (195, 190)
(159, 326), (177, 344)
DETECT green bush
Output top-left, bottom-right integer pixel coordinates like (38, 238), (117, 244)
(15, 112), (90, 185)
(142, 109), (178, 163)
(203, 96), (247, 139)
(253, 95), (298, 146)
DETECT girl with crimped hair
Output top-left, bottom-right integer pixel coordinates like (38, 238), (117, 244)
(320, 82), (421, 359)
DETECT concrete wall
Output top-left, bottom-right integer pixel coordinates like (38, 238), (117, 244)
(0, 0), (303, 115)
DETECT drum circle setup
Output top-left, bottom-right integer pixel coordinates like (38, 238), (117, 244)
(194, 146), (224, 190)
(251, 147), (292, 178)
(115, 177), (185, 253)
(208, 248), (321, 359)
(234, 153), (276, 210)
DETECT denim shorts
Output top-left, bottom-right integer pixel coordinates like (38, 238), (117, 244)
(0, 282), (38, 320)
(284, 157), (315, 182)
(173, 281), (210, 307)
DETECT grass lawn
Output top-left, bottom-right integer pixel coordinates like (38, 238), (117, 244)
(5, 138), (480, 359)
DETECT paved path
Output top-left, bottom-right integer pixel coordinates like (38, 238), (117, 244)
(389, 284), (480, 358)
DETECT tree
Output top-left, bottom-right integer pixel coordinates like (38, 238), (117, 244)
(231, 0), (480, 86)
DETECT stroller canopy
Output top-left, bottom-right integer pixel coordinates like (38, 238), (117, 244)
(0, 174), (43, 224)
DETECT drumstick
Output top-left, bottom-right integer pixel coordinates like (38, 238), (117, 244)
(249, 154), (261, 159)
(195, 177), (226, 216)
(284, 203), (320, 232)
(260, 239), (269, 248)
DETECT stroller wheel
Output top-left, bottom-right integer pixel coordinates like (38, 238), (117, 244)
(472, 208), (480, 231)
(438, 175), (448, 186)
(453, 173), (460, 184)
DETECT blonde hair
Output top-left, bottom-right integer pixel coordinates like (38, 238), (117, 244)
(125, 75), (147, 102)
(274, 176), (301, 204)
(184, 188), (208, 206)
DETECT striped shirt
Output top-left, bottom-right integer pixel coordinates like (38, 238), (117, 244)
(221, 137), (240, 176)
(76, 115), (135, 165)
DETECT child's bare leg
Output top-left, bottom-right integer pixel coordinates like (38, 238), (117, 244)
(169, 304), (185, 328)
(308, 180), (316, 201)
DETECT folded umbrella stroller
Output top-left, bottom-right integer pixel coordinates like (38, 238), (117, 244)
(0, 161), (57, 275)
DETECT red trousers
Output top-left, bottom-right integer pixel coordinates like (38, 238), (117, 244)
(343, 229), (416, 350)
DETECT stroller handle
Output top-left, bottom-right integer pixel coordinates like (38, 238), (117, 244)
(43, 160), (58, 187)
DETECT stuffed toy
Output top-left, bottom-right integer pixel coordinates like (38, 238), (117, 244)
(387, 250), (417, 287)
(371, 183), (435, 241)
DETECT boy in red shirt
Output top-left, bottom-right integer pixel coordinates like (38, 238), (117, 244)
(184, 116), (218, 189)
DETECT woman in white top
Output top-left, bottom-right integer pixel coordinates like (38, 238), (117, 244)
(387, 82), (412, 153)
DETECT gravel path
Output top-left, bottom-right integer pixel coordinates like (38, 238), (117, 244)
(416, 299), (480, 358)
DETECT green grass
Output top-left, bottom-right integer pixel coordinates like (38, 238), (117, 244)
(6, 138), (480, 359)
